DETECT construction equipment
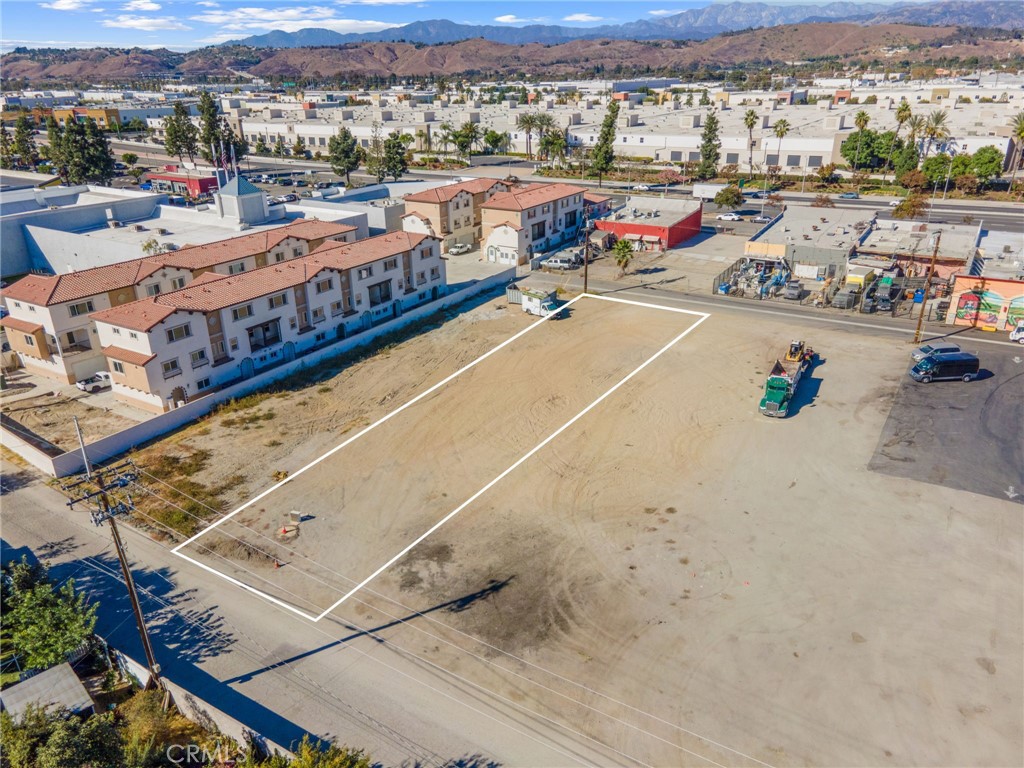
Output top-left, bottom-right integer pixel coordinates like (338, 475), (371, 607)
(784, 340), (806, 362)
(759, 345), (815, 418)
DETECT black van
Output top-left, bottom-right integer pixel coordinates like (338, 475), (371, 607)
(909, 352), (980, 383)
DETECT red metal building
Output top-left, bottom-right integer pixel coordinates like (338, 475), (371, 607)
(145, 170), (220, 198)
(594, 203), (702, 251)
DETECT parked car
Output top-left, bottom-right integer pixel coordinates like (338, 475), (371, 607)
(783, 281), (803, 300)
(1010, 323), (1024, 344)
(716, 212), (742, 221)
(748, 191), (768, 199)
(911, 341), (961, 362)
(751, 215), (773, 224)
(631, 184), (651, 192)
(0, 306), (8, 319)
(277, 178), (293, 186)
(76, 372), (112, 393)
(447, 243), (471, 255)
(838, 192), (859, 199)
(294, 180), (307, 187)
(314, 181), (333, 189)
(544, 256), (576, 270)
(888, 200), (901, 207)
(909, 352), (980, 383)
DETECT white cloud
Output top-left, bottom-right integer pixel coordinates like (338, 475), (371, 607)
(102, 13), (191, 28)
(122, 0), (160, 9)
(648, 9), (688, 16)
(39, 0), (94, 10)
(493, 14), (545, 24)
(335, 0), (421, 4)
(190, 5), (398, 39)
(194, 0), (218, 5)
(562, 13), (603, 22)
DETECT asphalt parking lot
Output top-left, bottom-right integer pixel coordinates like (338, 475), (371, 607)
(869, 341), (1024, 503)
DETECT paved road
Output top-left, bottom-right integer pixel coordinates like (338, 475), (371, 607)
(0, 477), (629, 767)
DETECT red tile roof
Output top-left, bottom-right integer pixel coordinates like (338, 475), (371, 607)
(102, 346), (156, 366)
(403, 178), (503, 205)
(1, 260), (163, 306)
(482, 183), (587, 213)
(0, 316), (44, 334)
(310, 231), (432, 271)
(91, 300), (178, 332)
(160, 259), (329, 312)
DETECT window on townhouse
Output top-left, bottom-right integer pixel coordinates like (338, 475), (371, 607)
(639, 137), (644, 144)
(268, 293), (288, 309)
(274, 252), (285, 263)
(430, 267), (440, 281)
(212, 340), (227, 359)
(531, 221), (546, 240)
(292, 247), (302, 257)
(228, 262), (246, 275)
(165, 323), (192, 343)
(312, 307), (325, 324)
(316, 278), (333, 294)
(229, 337), (239, 351)
(565, 210), (578, 229)
(808, 156), (823, 167)
(358, 266), (373, 279)
(527, 210), (536, 220)
(69, 300), (95, 317)
(367, 280), (392, 307)
(786, 155), (801, 167)
(112, 327), (121, 335)
(112, 360), (125, 374)
(23, 334), (34, 347)
(171, 277), (186, 290)
(13, 301), (21, 308)
(28, 306), (35, 312)
(190, 349), (208, 368)
(417, 271), (426, 284)
(766, 154), (780, 165)
(129, 331), (138, 339)
(384, 258), (398, 271)
(420, 249), (430, 260)
(196, 377), (211, 390)
(289, 317), (297, 329)
(162, 358), (181, 378)
(146, 284), (161, 297)
(232, 304), (254, 321)
(315, 331), (327, 343)
(330, 300), (344, 316)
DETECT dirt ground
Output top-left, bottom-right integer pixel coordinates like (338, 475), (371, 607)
(152, 292), (1021, 767)
(1, 391), (140, 450)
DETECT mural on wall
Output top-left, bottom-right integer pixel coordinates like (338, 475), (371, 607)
(951, 276), (1024, 331)
(955, 290), (1002, 326)
(1008, 296), (1024, 330)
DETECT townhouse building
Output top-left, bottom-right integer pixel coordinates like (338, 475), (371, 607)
(89, 231), (445, 412)
(401, 178), (509, 252)
(0, 218), (357, 384)
(480, 183), (587, 265)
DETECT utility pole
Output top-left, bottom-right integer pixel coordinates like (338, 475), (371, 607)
(913, 230), (942, 344)
(583, 210), (591, 295)
(64, 419), (161, 690)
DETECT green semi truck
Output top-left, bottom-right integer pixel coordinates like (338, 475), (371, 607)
(759, 343), (815, 418)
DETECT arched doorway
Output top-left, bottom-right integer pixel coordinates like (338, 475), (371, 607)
(283, 341), (296, 362)
(170, 386), (187, 408)
(240, 357), (255, 379)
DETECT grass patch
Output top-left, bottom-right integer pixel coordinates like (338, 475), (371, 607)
(221, 410), (276, 428)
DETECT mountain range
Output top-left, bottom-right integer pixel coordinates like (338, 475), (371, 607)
(223, 1), (1024, 48)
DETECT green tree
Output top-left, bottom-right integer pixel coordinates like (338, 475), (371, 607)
(612, 238), (634, 276)
(163, 102), (198, 163)
(698, 89), (711, 107)
(713, 185), (744, 208)
(82, 119), (115, 185)
(743, 108), (758, 173)
(0, 128), (12, 170)
(197, 90), (221, 163)
(851, 110), (870, 170)
(893, 143), (920, 180)
(12, 115), (37, 166)
(287, 734), (372, 768)
(770, 118), (790, 179)
(121, 152), (138, 168)
(292, 137), (307, 158)
(2, 557), (97, 670)
(1008, 110), (1024, 189)
(364, 123), (386, 182)
(539, 130), (567, 166)
(483, 129), (510, 154)
(515, 112), (538, 159)
(254, 135), (269, 155)
(971, 145), (1003, 184)
(274, 138), (287, 158)
(921, 153), (952, 185)
(696, 109), (722, 181)
(922, 109), (950, 160)
(816, 163), (837, 186)
(327, 127), (360, 184)
(453, 121), (481, 160)
(684, 92), (693, 107)
(590, 101), (619, 187)
(892, 193), (929, 220)
(883, 101), (913, 181)
(36, 713), (123, 768)
(382, 131), (408, 182)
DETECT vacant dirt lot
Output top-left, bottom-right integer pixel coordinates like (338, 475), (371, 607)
(142, 291), (1021, 767)
(1, 391), (139, 450)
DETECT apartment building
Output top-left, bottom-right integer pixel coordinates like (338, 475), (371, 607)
(480, 183), (587, 264)
(89, 231), (445, 412)
(401, 178), (509, 252)
(0, 219), (357, 384)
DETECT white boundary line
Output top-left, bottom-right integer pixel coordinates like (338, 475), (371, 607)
(172, 293), (709, 622)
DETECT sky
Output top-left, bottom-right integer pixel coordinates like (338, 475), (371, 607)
(0, 0), (908, 51)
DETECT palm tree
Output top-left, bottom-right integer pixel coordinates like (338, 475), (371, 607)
(772, 119), (790, 181)
(1008, 110), (1024, 191)
(853, 110), (870, 171)
(883, 101), (912, 182)
(743, 109), (758, 175)
(906, 114), (926, 149)
(533, 113), (557, 158)
(436, 122), (455, 156)
(516, 113), (538, 159)
(922, 109), (950, 161)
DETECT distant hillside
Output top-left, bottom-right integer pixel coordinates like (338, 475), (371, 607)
(223, 0), (1024, 48)
(2, 23), (1022, 84)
